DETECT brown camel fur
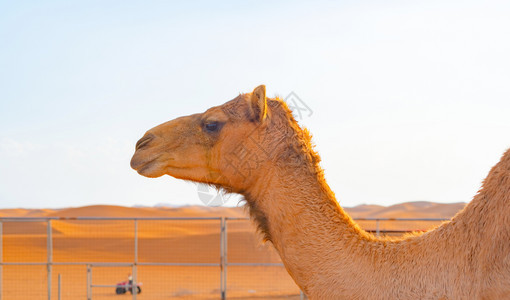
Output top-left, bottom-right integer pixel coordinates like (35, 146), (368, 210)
(130, 85), (510, 299)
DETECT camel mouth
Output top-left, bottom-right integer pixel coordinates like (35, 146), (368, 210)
(130, 152), (164, 176)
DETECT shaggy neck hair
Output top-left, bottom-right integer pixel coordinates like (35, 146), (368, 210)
(243, 97), (339, 242)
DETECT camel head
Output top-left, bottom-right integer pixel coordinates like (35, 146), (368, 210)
(130, 85), (292, 193)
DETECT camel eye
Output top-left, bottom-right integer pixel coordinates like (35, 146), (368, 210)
(204, 121), (219, 132)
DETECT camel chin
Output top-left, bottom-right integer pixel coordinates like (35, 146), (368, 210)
(130, 155), (166, 178)
(136, 166), (166, 178)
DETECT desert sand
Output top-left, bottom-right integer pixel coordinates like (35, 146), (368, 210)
(0, 201), (465, 299)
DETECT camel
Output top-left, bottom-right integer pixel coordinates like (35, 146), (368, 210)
(130, 85), (510, 299)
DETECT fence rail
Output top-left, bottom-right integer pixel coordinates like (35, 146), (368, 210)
(0, 216), (448, 300)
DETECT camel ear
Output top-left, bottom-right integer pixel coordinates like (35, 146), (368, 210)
(249, 85), (267, 122)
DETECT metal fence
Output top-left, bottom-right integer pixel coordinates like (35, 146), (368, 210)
(0, 217), (447, 300)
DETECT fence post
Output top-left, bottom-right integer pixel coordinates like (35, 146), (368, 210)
(224, 219), (228, 299)
(220, 217), (226, 300)
(300, 290), (307, 299)
(133, 220), (138, 300)
(86, 264), (91, 300)
(376, 219), (380, 237)
(132, 264), (137, 300)
(47, 220), (52, 300)
(0, 221), (3, 300)
(58, 273), (61, 300)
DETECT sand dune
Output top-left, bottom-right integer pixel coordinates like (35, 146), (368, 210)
(0, 208), (55, 218)
(0, 201), (466, 219)
(346, 201), (466, 219)
(0, 201), (466, 299)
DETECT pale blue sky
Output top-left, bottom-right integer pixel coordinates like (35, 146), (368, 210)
(1, 0), (509, 208)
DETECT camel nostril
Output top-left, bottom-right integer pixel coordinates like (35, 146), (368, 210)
(135, 134), (154, 150)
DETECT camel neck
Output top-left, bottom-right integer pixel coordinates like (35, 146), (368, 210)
(244, 159), (375, 295)
(242, 148), (510, 298)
